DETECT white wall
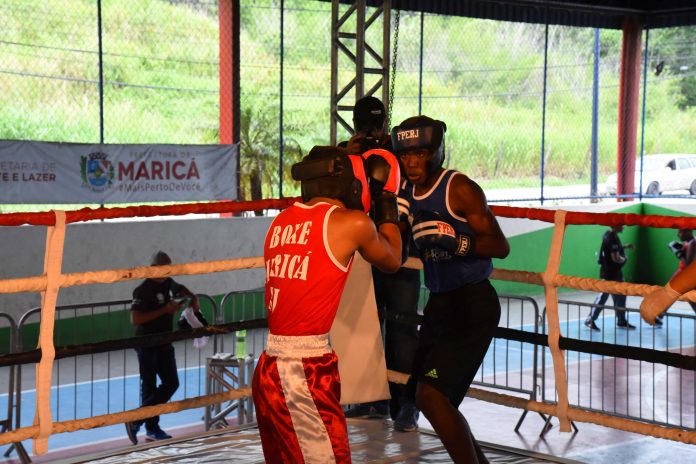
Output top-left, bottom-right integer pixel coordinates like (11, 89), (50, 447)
(0, 216), (273, 320)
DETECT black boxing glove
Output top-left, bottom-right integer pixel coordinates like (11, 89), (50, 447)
(668, 240), (685, 259)
(372, 191), (399, 227)
(363, 149), (400, 227)
(412, 210), (475, 257)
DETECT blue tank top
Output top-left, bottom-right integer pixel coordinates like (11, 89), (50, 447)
(404, 169), (493, 293)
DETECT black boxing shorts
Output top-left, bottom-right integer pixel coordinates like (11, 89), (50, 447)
(411, 279), (501, 407)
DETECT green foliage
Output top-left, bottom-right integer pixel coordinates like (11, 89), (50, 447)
(649, 26), (696, 109)
(238, 100), (305, 203)
(1, 0), (694, 203)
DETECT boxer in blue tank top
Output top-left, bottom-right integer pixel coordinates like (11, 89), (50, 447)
(391, 115), (510, 464)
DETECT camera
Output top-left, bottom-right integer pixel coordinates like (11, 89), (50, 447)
(357, 126), (382, 152)
(361, 136), (380, 151)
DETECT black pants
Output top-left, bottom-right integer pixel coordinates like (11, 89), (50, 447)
(373, 267), (421, 418)
(135, 343), (179, 431)
(404, 279), (500, 407)
(589, 276), (628, 324)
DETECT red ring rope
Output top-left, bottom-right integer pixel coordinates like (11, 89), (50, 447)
(1, 199), (694, 229)
(491, 205), (696, 228)
(0, 197), (299, 226)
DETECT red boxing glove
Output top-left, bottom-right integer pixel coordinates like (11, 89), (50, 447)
(362, 148), (400, 196)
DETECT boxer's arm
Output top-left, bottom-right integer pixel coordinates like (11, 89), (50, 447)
(355, 217), (401, 273)
(642, 258), (696, 325)
(328, 209), (401, 272)
(449, 173), (509, 259)
(671, 259), (696, 294)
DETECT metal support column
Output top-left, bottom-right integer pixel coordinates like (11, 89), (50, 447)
(330, 0), (391, 145)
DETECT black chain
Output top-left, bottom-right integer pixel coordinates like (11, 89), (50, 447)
(388, 8), (400, 129)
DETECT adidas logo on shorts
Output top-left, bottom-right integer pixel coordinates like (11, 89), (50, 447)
(425, 369), (438, 379)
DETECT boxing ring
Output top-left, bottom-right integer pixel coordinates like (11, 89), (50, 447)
(0, 199), (695, 463)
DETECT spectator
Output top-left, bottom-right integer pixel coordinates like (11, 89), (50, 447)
(340, 96), (421, 423)
(584, 225), (636, 331)
(338, 95), (392, 154)
(125, 251), (200, 444)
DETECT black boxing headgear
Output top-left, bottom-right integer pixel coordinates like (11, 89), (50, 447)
(390, 116), (447, 174)
(291, 146), (371, 213)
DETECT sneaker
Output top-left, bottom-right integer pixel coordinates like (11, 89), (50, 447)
(125, 421), (140, 445)
(393, 403), (419, 432)
(653, 317), (663, 328)
(617, 321), (636, 330)
(145, 428), (172, 441)
(584, 319), (600, 331)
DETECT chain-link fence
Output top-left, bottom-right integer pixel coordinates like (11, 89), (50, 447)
(1, 1), (694, 207)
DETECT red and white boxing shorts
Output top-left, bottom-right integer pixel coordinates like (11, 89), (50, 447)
(252, 333), (350, 463)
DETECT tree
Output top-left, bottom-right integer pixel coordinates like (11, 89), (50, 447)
(238, 106), (304, 215)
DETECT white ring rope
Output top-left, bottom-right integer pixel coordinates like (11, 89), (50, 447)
(541, 210), (571, 432)
(0, 257), (265, 294)
(34, 210), (65, 455)
(0, 388), (251, 446)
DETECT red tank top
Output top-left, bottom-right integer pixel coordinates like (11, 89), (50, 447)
(263, 202), (353, 336)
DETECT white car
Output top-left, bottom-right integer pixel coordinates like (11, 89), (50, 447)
(604, 154), (696, 195)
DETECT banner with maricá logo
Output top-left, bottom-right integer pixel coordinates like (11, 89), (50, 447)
(0, 141), (237, 204)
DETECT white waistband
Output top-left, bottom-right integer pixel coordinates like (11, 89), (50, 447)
(265, 333), (332, 357)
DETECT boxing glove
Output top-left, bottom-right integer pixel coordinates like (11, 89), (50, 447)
(412, 210), (475, 257)
(371, 192), (399, 227)
(363, 149), (400, 226)
(362, 148), (400, 197)
(640, 283), (682, 325)
(668, 240), (685, 260)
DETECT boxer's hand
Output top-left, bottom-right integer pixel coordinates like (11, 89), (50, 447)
(362, 148), (400, 197)
(640, 283), (681, 325)
(412, 210), (475, 257)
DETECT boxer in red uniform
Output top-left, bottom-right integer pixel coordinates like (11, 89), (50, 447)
(253, 146), (402, 463)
